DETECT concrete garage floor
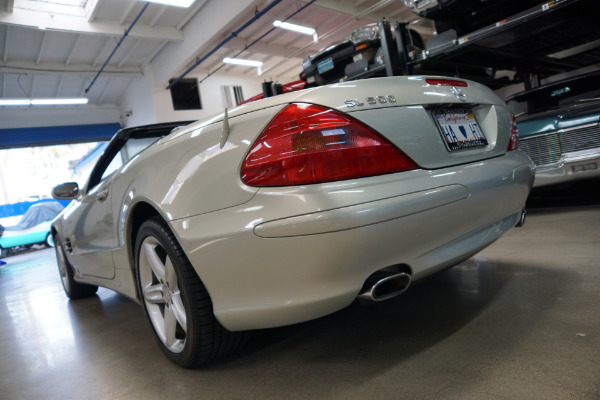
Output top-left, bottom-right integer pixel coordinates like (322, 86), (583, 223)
(0, 194), (599, 399)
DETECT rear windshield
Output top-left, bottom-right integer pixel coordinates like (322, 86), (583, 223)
(507, 73), (600, 116)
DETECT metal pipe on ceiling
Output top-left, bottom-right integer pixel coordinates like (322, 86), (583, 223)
(85, 2), (150, 94)
(199, 0), (317, 84)
(166, 0), (284, 90)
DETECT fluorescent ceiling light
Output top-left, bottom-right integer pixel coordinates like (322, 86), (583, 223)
(142, 0), (195, 8)
(27, 0), (88, 7)
(273, 20), (316, 35)
(31, 98), (89, 105)
(0, 98), (89, 106)
(0, 99), (31, 106)
(223, 58), (263, 67)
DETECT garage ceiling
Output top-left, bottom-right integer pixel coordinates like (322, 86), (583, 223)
(0, 0), (424, 107)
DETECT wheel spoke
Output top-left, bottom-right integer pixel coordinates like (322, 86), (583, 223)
(143, 240), (165, 282)
(163, 304), (178, 349)
(143, 284), (165, 304)
(138, 228), (189, 355)
(164, 257), (177, 290)
(170, 291), (187, 333)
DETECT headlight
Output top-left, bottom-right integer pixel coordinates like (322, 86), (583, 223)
(349, 24), (378, 44)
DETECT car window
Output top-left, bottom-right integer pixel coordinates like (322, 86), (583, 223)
(100, 137), (160, 182)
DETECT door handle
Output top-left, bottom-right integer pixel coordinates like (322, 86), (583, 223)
(96, 190), (109, 202)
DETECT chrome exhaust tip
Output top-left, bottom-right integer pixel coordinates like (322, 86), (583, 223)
(516, 208), (527, 227)
(357, 272), (411, 302)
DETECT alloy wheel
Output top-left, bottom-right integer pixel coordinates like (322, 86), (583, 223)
(138, 236), (187, 353)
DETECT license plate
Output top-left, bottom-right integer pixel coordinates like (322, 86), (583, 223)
(433, 110), (488, 151)
(317, 57), (334, 74)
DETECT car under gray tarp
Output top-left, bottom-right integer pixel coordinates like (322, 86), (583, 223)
(3, 202), (64, 232)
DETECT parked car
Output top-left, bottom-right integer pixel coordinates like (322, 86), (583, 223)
(300, 21), (424, 86)
(0, 201), (64, 258)
(506, 70), (600, 187)
(51, 76), (534, 368)
(402, 0), (546, 35)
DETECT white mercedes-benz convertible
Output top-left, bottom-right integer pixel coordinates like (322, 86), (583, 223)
(52, 76), (534, 368)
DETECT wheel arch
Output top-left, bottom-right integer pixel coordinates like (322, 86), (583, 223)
(127, 201), (162, 271)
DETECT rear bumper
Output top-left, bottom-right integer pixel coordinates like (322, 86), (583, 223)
(171, 150), (534, 331)
(533, 148), (600, 187)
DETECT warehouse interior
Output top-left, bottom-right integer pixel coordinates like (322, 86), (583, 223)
(0, 0), (599, 399)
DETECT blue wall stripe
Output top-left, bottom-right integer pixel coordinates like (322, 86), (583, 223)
(0, 123), (121, 149)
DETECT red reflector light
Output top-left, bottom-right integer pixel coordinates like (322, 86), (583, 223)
(508, 112), (519, 151)
(355, 43), (368, 51)
(425, 79), (468, 87)
(241, 103), (418, 187)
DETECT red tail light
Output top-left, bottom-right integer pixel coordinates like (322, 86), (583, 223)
(241, 103), (418, 187)
(508, 112), (519, 151)
(425, 78), (468, 87)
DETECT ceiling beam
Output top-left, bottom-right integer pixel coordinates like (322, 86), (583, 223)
(56, 75), (64, 97)
(272, 60), (303, 78)
(141, 40), (169, 68)
(36, 31), (48, 65)
(118, 1), (138, 26)
(65, 34), (83, 66)
(176, 0), (209, 31)
(86, 0), (101, 22)
(305, 0), (408, 23)
(79, 79), (87, 97)
(30, 75), (36, 97)
(0, 61), (143, 78)
(96, 77), (113, 105)
(224, 36), (312, 60)
(150, 5), (168, 28)
(0, 9), (183, 41)
(118, 39), (141, 68)
(3, 24), (9, 63)
(151, 0), (258, 87)
(93, 38), (115, 67)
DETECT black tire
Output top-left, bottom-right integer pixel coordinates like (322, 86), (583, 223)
(135, 216), (247, 368)
(0, 245), (3, 259)
(54, 235), (98, 299)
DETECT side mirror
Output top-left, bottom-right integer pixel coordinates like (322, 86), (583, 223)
(52, 182), (79, 200)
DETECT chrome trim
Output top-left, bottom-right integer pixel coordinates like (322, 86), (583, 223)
(357, 272), (411, 302)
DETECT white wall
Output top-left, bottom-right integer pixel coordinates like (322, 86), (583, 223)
(0, 105), (120, 129)
(153, 72), (263, 123)
(118, 68), (264, 127)
(119, 67), (158, 128)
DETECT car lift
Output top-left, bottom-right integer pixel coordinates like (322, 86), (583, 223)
(351, 0), (600, 90)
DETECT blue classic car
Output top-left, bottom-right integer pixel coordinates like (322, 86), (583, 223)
(0, 201), (64, 258)
(506, 71), (600, 187)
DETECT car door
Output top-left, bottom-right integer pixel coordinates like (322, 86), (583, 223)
(60, 133), (168, 279)
(59, 136), (130, 279)
(63, 176), (116, 279)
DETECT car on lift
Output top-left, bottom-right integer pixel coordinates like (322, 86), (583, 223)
(0, 201), (64, 258)
(401, 0), (548, 35)
(506, 70), (600, 187)
(299, 21), (424, 86)
(51, 76), (533, 368)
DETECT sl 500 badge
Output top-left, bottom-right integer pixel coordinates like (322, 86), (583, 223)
(345, 95), (397, 107)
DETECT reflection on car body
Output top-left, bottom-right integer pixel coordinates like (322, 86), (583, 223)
(51, 76), (533, 368)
